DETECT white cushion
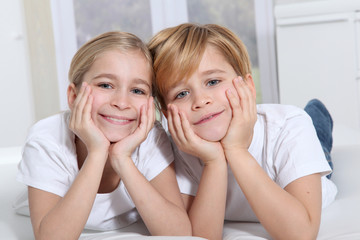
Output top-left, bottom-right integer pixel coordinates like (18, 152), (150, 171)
(1, 124), (359, 239)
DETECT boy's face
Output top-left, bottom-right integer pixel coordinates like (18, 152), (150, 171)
(165, 45), (249, 141)
(80, 49), (152, 142)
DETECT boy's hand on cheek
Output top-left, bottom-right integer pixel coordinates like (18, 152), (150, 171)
(167, 104), (225, 165)
(69, 82), (110, 154)
(110, 97), (155, 175)
(221, 77), (257, 153)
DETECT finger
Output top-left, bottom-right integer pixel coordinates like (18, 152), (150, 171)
(167, 104), (186, 145)
(235, 77), (257, 123)
(233, 77), (253, 117)
(146, 97), (155, 133)
(178, 110), (196, 143)
(70, 83), (87, 129)
(83, 93), (93, 123)
(139, 104), (147, 131)
(75, 83), (91, 127)
(171, 104), (187, 143)
(167, 104), (175, 135)
(226, 88), (242, 117)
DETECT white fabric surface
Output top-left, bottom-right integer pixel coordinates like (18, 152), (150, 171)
(222, 144), (360, 240)
(1, 123), (359, 239)
(0, 148), (202, 240)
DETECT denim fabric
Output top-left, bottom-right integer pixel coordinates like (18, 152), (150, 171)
(304, 99), (333, 179)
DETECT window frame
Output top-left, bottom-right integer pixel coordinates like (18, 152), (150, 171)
(51, 0), (278, 110)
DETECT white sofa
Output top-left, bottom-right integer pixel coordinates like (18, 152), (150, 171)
(1, 124), (359, 240)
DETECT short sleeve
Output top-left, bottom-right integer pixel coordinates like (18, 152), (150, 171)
(160, 116), (202, 196)
(273, 110), (332, 188)
(174, 147), (202, 196)
(136, 122), (175, 181)
(16, 137), (77, 197)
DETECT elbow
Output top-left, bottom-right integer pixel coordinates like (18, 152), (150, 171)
(274, 225), (319, 240)
(291, 231), (318, 240)
(168, 218), (192, 236)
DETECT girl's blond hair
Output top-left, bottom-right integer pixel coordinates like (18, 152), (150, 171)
(69, 31), (154, 91)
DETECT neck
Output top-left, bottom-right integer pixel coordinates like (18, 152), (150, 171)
(75, 136), (120, 193)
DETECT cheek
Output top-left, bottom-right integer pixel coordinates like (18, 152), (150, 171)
(88, 93), (105, 118)
(133, 97), (149, 116)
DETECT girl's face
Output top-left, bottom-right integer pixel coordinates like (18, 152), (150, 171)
(81, 49), (152, 142)
(165, 45), (253, 141)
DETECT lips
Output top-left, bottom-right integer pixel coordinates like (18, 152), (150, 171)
(194, 110), (224, 125)
(101, 114), (134, 125)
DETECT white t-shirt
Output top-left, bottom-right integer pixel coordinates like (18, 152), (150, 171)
(16, 111), (174, 230)
(172, 104), (338, 222)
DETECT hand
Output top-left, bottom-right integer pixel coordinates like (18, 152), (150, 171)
(109, 97), (155, 174)
(221, 76), (257, 152)
(69, 82), (110, 154)
(167, 104), (225, 166)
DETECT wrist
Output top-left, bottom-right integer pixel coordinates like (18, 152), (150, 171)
(110, 155), (134, 176)
(225, 148), (253, 164)
(86, 149), (109, 162)
(203, 154), (227, 167)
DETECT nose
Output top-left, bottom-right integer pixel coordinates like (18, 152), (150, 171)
(111, 92), (130, 110)
(192, 91), (212, 110)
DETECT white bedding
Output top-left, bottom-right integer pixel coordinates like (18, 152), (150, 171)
(1, 124), (359, 240)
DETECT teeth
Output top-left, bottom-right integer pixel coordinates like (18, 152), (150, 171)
(105, 116), (130, 123)
(204, 115), (214, 121)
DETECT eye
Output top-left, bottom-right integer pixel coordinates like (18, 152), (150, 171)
(98, 83), (112, 89)
(131, 88), (146, 95)
(175, 91), (189, 99)
(207, 79), (220, 86)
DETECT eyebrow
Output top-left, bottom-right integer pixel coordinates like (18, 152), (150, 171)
(166, 69), (227, 96)
(201, 69), (227, 76)
(93, 73), (151, 88)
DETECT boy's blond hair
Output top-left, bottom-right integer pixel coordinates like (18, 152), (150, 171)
(148, 23), (252, 110)
(69, 31), (154, 91)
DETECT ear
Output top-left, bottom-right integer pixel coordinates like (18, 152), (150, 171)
(67, 83), (78, 110)
(244, 74), (256, 98)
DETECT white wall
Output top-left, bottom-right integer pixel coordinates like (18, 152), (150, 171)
(0, 0), (60, 148)
(0, 0), (34, 148)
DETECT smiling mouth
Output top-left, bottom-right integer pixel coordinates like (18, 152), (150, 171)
(194, 110), (224, 125)
(101, 115), (134, 125)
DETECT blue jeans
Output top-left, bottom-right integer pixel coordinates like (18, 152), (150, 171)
(304, 99), (333, 179)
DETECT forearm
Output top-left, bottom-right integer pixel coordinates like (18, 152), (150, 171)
(34, 152), (106, 240)
(227, 150), (320, 240)
(119, 159), (191, 236)
(188, 160), (228, 240)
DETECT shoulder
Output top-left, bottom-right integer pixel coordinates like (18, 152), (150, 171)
(257, 104), (310, 124)
(26, 111), (72, 143)
(256, 104), (313, 134)
(23, 110), (75, 164)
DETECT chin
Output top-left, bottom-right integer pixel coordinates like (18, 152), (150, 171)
(196, 129), (227, 142)
(104, 131), (131, 143)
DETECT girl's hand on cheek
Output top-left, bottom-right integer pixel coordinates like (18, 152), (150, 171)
(110, 97), (155, 174)
(221, 76), (257, 152)
(167, 104), (225, 166)
(69, 82), (110, 154)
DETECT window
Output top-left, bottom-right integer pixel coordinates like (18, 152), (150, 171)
(73, 0), (153, 46)
(52, 0), (278, 110)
